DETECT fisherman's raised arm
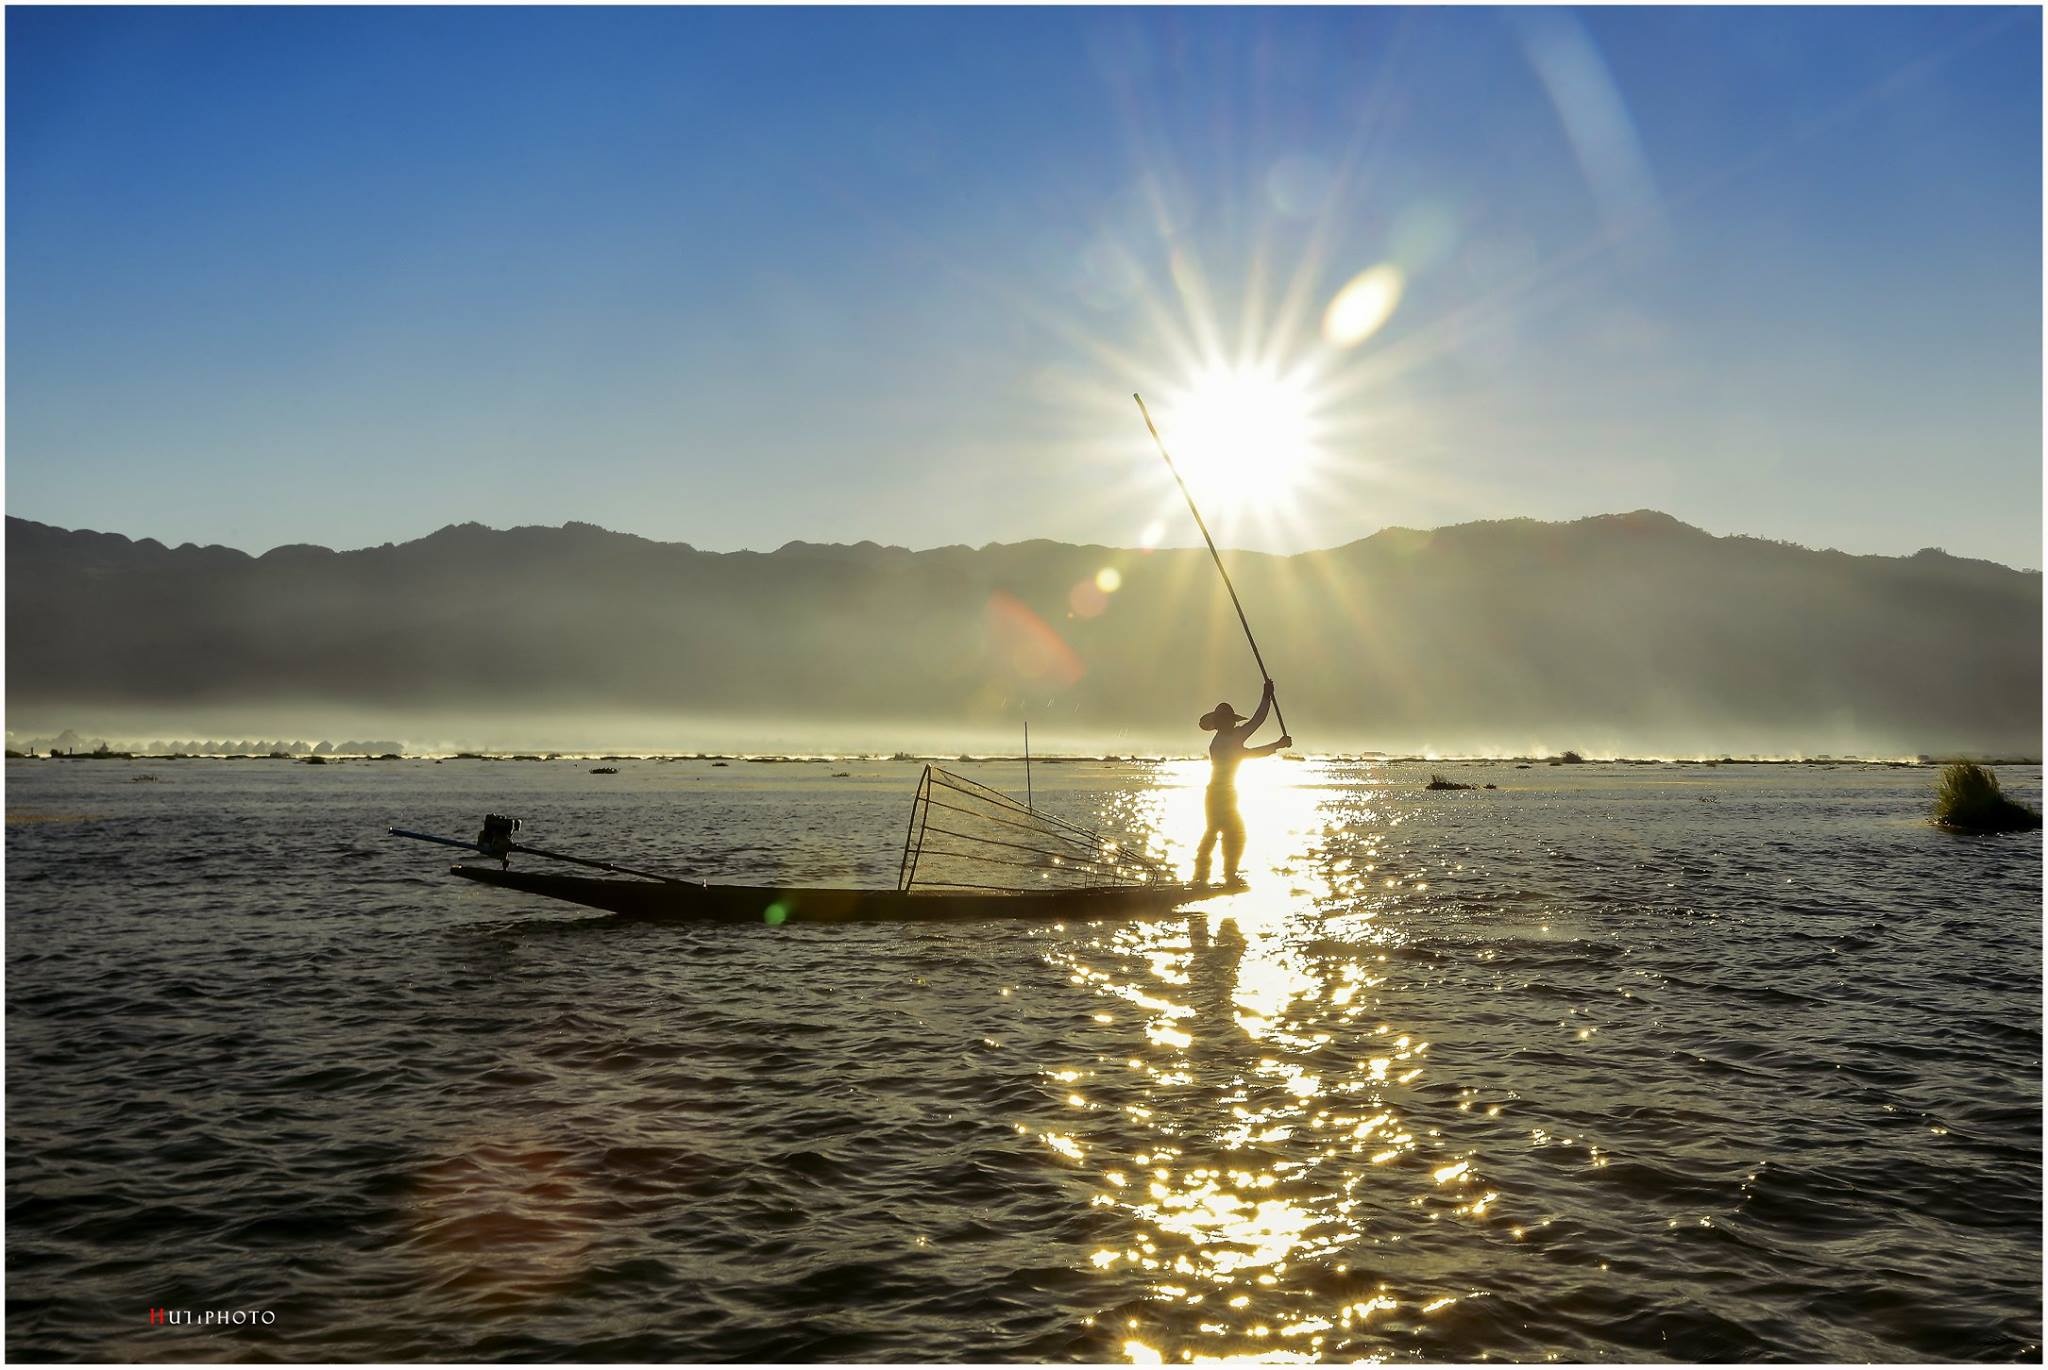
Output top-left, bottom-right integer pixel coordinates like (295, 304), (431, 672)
(1237, 678), (1275, 738)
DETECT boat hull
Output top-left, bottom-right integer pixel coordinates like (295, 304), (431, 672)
(448, 863), (1217, 923)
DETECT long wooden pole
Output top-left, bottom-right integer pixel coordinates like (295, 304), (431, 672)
(389, 827), (688, 883)
(1133, 392), (1287, 737)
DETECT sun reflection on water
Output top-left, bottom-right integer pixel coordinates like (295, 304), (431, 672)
(1031, 762), (1500, 1361)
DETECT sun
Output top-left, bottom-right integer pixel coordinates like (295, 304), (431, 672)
(1156, 362), (1321, 515)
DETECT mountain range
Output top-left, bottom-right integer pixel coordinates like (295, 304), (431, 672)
(6, 511), (2038, 756)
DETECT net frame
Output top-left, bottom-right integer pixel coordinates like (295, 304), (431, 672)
(896, 765), (1175, 894)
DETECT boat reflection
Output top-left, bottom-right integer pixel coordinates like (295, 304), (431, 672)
(1036, 761), (1495, 1362)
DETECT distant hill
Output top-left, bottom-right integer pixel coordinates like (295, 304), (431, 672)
(5, 511), (2039, 756)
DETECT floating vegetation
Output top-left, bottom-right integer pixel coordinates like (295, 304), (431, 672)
(1426, 774), (1475, 790)
(1932, 763), (2042, 834)
(590, 766), (619, 775)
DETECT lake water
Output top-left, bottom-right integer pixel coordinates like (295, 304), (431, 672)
(5, 756), (2040, 1361)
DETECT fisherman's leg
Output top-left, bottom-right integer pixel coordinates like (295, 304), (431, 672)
(1221, 815), (1246, 882)
(1194, 826), (1219, 883)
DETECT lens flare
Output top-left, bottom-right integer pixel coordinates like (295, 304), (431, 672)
(986, 590), (1085, 685)
(1322, 264), (1405, 349)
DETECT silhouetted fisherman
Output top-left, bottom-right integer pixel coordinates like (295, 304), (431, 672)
(1195, 678), (1292, 884)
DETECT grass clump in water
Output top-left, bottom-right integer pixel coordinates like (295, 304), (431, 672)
(1932, 763), (2042, 833)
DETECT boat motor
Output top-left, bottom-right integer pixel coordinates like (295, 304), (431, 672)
(476, 813), (521, 867)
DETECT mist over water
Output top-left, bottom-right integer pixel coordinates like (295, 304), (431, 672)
(6, 756), (2038, 1361)
(5, 705), (2028, 766)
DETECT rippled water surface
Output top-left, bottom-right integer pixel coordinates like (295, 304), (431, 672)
(7, 756), (2041, 1361)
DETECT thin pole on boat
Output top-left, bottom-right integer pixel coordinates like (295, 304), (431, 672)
(507, 841), (686, 884)
(388, 827), (688, 884)
(897, 765), (932, 893)
(1024, 720), (1033, 813)
(1133, 392), (1287, 737)
(907, 766), (936, 892)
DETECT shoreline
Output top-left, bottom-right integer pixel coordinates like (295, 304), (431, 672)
(7, 751), (2038, 767)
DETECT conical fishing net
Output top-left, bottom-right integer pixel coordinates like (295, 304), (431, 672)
(897, 766), (1173, 893)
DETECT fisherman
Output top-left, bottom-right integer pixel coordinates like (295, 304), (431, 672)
(1195, 678), (1292, 885)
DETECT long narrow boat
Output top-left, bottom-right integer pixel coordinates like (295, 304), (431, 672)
(399, 764), (1213, 923)
(450, 862), (1215, 923)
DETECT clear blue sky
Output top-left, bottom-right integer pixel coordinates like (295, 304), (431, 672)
(8, 6), (2041, 566)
